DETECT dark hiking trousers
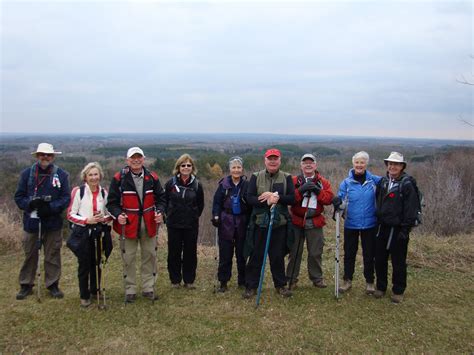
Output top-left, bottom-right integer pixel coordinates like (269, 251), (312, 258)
(167, 227), (198, 285)
(343, 227), (376, 283)
(218, 233), (246, 286)
(375, 225), (409, 295)
(245, 225), (287, 289)
(78, 234), (101, 300)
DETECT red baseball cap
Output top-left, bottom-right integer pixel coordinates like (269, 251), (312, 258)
(264, 148), (281, 158)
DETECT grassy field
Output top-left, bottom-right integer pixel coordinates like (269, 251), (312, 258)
(0, 232), (473, 353)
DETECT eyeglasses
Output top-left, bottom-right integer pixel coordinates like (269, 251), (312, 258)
(180, 164), (192, 168)
(38, 153), (53, 157)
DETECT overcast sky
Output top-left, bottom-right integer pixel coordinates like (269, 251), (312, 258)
(1, 0), (472, 140)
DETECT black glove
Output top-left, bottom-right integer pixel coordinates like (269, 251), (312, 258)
(211, 216), (220, 228)
(37, 202), (52, 218)
(298, 181), (316, 195)
(29, 198), (43, 211)
(398, 227), (410, 240)
(332, 196), (342, 209)
(312, 183), (322, 195)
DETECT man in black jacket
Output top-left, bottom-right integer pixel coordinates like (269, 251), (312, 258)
(374, 152), (418, 303)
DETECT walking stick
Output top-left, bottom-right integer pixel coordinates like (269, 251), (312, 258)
(36, 218), (42, 303)
(288, 186), (311, 290)
(120, 222), (128, 305)
(386, 227), (394, 250)
(334, 210), (341, 300)
(152, 217), (160, 305)
(97, 232), (107, 309)
(213, 226), (219, 293)
(255, 204), (276, 308)
(94, 229), (101, 306)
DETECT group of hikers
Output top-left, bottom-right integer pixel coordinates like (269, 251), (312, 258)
(14, 142), (420, 308)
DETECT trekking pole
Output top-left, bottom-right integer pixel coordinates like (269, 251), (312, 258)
(36, 218), (42, 303)
(386, 227), (394, 250)
(213, 226), (219, 293)
(255, 204), (277, 309)
(152, 208), (160, 305)
(99, 230), (107, 310)
(288, 188), (311, 290)
(334, 210), (340, 300)
(94, 229), (101, 306)
(120, 222), (128, 305)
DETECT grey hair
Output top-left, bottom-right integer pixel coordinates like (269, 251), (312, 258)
(352, 151), (369, 164)
(228, 156), (243, 168)
(81, 162), (104, 181)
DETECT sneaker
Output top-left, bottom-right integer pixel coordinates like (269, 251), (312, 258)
(80, 299), (92, 308)
(339, 280), (352, 293)
(313, 280), (327, 288)
(242, 288), (257, 299)
(276, 286), (293, 298)
(184, 283), (196, 290)
(391, 293), (404, 304)
(48, 284), (64, 299)
(142, 291), (159, 301)
(365, 283), (375, 295)
(171, 283), (181, 289)
(125, 293), (137, 303)
(217, 282), (228, 293)
(374, 290), (385, 299)
(16, 285), (33, 300)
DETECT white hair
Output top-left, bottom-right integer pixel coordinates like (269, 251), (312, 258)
(352, 151), (369, 164)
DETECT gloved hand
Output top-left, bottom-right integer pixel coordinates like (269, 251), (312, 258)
(298, 181), (316, 195)
(211, 216), (220, 228)
(398, 227), (410, 240)
(332, 196), (342, 209)
(312, 183), (322, 195)
(29, 198), (43, 211)
(37, 202), (52, 218)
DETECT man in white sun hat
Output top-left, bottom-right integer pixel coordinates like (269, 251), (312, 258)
(14, 143), (71, 300)
(374, 152), (419, 304)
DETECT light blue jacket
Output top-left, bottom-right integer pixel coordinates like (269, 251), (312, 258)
(338, 169), (381, 230)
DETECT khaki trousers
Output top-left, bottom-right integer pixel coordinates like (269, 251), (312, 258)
(19, 229), (62, 288)
(120, 234), (157, 295)
(286, 227), (325, 283)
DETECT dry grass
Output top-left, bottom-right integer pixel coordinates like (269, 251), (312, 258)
(0, 207), (22, 254)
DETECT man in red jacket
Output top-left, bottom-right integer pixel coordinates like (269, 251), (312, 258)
(286, 153), (334, 289)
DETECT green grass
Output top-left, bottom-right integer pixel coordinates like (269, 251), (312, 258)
(1, 236), (473, 353)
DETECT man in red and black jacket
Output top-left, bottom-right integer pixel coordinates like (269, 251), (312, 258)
(287, 153), (333, 289)
(107, 147), (166, 303)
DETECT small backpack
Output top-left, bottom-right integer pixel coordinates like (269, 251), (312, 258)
(399, 176), (424, 227)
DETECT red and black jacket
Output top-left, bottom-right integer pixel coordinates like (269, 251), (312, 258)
(290, 173), (334, 228)
(107, 167), (166, 239)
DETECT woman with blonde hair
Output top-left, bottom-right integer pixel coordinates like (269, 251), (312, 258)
(67, 162), (112, 307)
(164, 154), (204, 289)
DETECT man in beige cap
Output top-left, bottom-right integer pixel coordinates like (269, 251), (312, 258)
(374, 152), (419, 303)
(107, 147), (166, 303)
(14, 143), (70, 300)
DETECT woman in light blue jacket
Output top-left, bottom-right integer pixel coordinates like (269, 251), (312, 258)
(336, 151), (381, 294)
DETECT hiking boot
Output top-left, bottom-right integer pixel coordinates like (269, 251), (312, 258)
(289, 282), (298, 290)
(374, 290), (386, 299)
(48, 284), (64, 299)
(365, 283), (375, 295)
(184, 283), (196, 290)
(80, 299), (92, 308)
(313, 280), (327, 288)
(217, 282), (228, 293)
(391, 293), (404, 304)
(142, 291), (159, 301)
(339, 280), (352, 293)
(242, 288), (256, 299)
(171, 283), (181, 289)
(276, 286), (293, 298)
(16, 285), (33, 300)
(125, 293), (137, 303)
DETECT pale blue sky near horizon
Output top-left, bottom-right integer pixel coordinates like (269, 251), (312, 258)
(1, 0), (472, 140)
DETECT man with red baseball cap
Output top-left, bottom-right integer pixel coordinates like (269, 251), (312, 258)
(243, 148), (295, 298)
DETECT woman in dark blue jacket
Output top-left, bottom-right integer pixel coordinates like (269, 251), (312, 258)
(211, 156), (249, 292)
(336, 151), (380, 294)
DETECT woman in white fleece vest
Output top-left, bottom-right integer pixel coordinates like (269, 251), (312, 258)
(67, 162), (112, 308)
